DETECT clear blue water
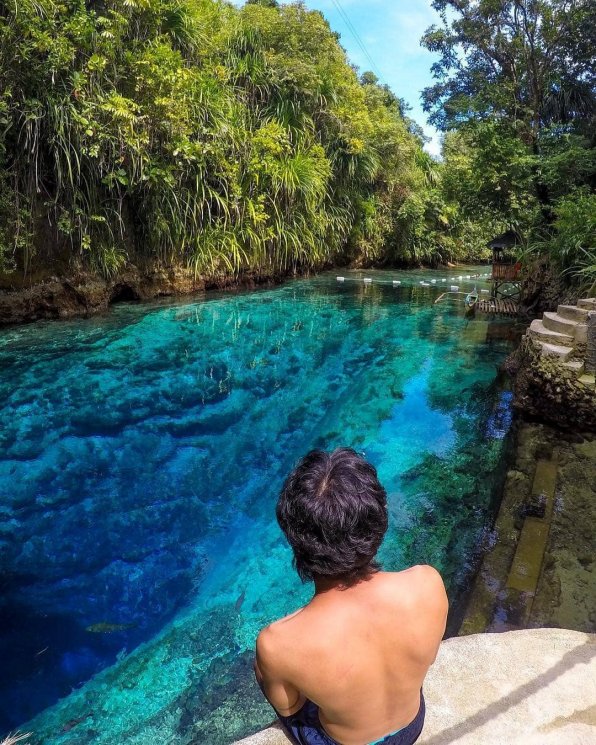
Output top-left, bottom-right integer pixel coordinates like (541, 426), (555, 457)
(0, 268), (517, 743)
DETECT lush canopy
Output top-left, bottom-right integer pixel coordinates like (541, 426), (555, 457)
(1, 0), (593, 287)
(422, 0), (596, 290)
(0, 0), (479, 282)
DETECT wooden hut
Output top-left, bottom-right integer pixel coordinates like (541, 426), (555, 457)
(488, 231), (521, 299)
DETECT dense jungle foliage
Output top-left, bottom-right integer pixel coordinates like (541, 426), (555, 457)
(0, 0), (594, 286)
(423, 0), (596, 292)
(0, 0), (485, 282)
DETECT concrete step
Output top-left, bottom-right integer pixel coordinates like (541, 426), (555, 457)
(542, 311), (578, 336)
(579, 373), (595, 387)
(531, 459), (558, 520)
(507, 516), (550, 595)
(575, 323), (588, 344)
(577, 298), (596, 310)
(557, 304), (589, 322)
(528, 319), (574, 347)
(533, 340), (574, 361)
(561, 359), (585, 376)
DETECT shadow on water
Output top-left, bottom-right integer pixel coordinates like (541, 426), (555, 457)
(0, 601), (107, 729)
(0, 571), (196, 729)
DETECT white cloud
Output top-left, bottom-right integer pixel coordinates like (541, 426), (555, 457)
(424, 131), (442, 158)
(389, 3), (438, 57)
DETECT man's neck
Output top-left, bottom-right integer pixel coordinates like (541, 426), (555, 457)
(313, 576), (350, 595)
(313, 571), (378, 596)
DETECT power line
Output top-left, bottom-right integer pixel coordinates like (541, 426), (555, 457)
(330, 0), (382, 78)
(329, 0), (385, 83)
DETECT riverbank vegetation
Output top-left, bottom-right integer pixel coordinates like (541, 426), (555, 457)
(0, 0), (593, 289)
(0, 0), (499, 285)
(423, 0), (596, 295)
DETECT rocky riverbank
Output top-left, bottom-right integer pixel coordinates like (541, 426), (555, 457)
(0, 265), (294, 326)
(460, 421), (595, 635)
(0, 261), (478, 327)
(506, 298), (596, 433)
(456, 296), (595, 633)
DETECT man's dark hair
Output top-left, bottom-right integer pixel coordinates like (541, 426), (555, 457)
(276, 448), (388, 585)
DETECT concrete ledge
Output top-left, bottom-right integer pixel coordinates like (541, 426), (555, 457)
(235, 629), (596, 745)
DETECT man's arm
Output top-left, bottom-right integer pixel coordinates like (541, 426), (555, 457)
(412, 565), (449, 664)
(424, 565), (449, 663)
(255, 627), (306, 716)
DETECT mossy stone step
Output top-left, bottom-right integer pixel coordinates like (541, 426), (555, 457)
(578, 298), (596, 310)
(579, 373), (596, 387)
(529, 319), (574, 346)
(506, 458), (557, 619)
(542, 311), (578, 336)
(533, 340), (574, 361)
(557, 304), (589, 322)
(507, 517), (550, 594)
(561, 359), (584, 376)
(531, 459), (558, 520)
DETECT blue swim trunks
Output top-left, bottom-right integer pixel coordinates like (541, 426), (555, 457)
(265, 690), (425, 745)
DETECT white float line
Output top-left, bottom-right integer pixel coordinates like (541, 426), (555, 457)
(336, 277), (406, 287)
(335, 276), (474, 289)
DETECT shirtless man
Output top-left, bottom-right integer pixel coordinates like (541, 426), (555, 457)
(255, 448), (448, 745)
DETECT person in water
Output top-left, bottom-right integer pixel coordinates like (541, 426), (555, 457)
(254, 448), (448, 745)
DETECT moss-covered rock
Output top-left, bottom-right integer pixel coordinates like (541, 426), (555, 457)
(507, 337), (596, 432)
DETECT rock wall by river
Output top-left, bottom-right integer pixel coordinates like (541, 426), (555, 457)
(0, 265), (293, 326)
(506, 336), (596, 433)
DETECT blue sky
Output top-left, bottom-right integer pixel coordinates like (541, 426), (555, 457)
(232, 0), (444, 156)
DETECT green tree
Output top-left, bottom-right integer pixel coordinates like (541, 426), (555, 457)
(421, 0), (596, 283)
(422, 0), (596, 138)
(0, 0), (483, 282)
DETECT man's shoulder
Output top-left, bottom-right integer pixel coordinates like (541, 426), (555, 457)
(257, 608), (304, 659)
(399, 564), (444, 584)
(381, 564), (443, 585)
(385, 565), (447, 607)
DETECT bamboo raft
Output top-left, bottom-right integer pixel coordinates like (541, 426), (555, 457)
(434, 291), (519, 316)
(477, 298), (518, 316)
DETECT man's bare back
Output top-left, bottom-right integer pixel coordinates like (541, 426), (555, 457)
(256, 566), (448, 745)
(257, 448), (449, 745)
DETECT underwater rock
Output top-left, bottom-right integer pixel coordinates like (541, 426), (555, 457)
(86, 623), (137, 634)
(235, 590), (246, 613)
(60, 711), (92, 732)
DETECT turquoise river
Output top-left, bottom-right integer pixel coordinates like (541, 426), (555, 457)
(0, 268), (519, 744)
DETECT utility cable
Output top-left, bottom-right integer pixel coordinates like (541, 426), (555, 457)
(329, 0), (385, 82)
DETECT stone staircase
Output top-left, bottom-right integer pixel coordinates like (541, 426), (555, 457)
(527, 297), (596, 385)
